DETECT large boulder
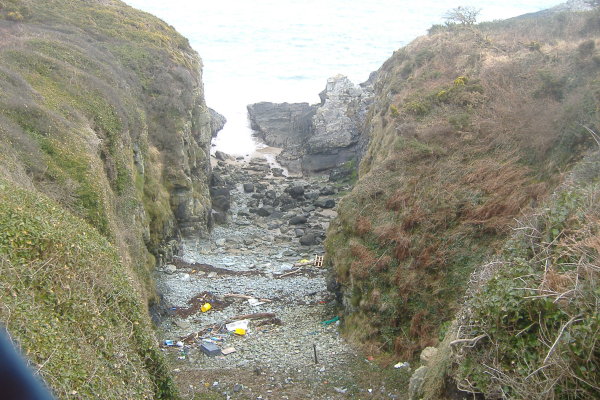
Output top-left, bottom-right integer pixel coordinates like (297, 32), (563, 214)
(256, 206), (275, 217)
(315, 199), (335, 209)
(211, 172), (226, 187)
(288, 185), (305, 199)
(211, 209), (227, 225)
(299, 232), (317, 246)
(408, 366), (428, 400)
(215, 150), (232, 161)
(209, 108), (227, 137)
(247, 102), (316, 148)
(289, 215), (308, 225)
(210, 186), (231, 212)
(247, 75), (373, 176)
(420, 347), (438, 365)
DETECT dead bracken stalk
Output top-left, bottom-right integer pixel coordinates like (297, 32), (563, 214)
(542, 316), (582, 365)
(36, 347), (58, 374)
(581, 125), (600, 149)
(450, 334), (488, 348)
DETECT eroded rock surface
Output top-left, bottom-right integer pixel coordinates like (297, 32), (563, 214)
(247, 102), (316, 148)
(247, 75), (374, 176)
(209, 107), (227, 137)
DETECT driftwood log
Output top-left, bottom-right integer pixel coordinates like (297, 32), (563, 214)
(229, 312), (276, 321)
(223, 293), (272, 302)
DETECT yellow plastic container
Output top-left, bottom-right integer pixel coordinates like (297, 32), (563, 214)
(200, 303), (212, 312)
(233, 328), (246, 336)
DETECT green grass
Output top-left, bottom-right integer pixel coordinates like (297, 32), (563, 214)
(0, 1), (215, 398)
(0, 180), (178, 399)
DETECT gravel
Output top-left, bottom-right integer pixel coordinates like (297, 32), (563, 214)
(155, 157), (363, 391)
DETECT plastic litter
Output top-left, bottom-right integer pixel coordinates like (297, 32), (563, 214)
(394, 361), (411, 370)
(163, 340), (184, 347)
(233, 328), (247, 336)
(201, 303), (212, 312)
(320, 316), (339, 326)
(226, 319), (249, 332)
(200, 342), (222, 357)
(221, 347), (236, 355)
(248, 298), (265, 307)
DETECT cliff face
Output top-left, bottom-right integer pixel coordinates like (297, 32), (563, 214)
(0, 0), (213, 283)
(0, 0), (213, 397)
(325, 8), (599, 398)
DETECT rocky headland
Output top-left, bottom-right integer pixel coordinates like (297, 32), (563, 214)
(209, 108), (228, 137)
(248, 74), (373, 177)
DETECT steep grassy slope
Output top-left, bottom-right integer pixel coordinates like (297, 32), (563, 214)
(0, 0), (214, 292)
(0, 181), (176, 398)
(444, 153), (600, 399)
(0, 0), (214, 398)
(326, 7), (600, 371)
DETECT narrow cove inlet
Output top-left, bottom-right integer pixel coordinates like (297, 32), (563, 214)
(156, 155), (408, 399)
(0, 1), (598, 400)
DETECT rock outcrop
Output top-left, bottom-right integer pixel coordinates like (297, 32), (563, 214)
(209, 107), (227, 137)
(247, 74), (373, 175)
(247, 102), (316, 148)
(302, 75), (373, 173)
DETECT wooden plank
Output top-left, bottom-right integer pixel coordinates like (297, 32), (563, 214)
(314, 255), (324, 267)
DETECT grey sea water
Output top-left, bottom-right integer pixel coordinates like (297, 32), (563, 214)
(124, 0), (561, 155)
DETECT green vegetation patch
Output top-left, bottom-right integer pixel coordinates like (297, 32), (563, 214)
(0, 0), (31, 21)
(326, 145), (536, 360)
(0, 180), (177, 399)
(329, 8), (600, 366)
(19, 0), (197, 71)
(455, 167), (600, 399)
